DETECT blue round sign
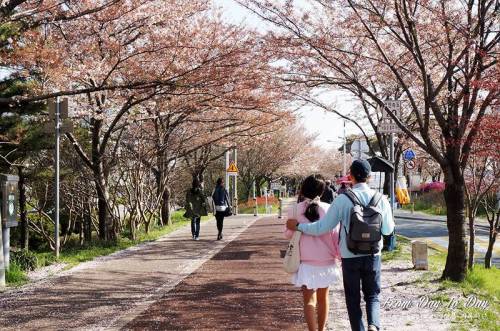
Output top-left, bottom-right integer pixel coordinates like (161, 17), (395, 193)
(403, 149), (416, 161)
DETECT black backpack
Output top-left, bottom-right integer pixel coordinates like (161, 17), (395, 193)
(342, 189), (383, 255)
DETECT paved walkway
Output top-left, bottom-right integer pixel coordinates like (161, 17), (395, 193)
(0, 215), (262, 330)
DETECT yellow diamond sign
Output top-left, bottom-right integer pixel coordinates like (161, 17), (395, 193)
(227, 161), (238, 174)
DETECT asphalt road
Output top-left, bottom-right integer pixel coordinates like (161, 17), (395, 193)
(395, 215), (499, 267)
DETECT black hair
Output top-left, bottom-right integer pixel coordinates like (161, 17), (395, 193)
(350, 169), (368, 183)
(299, 175), (325, 222)
(216, 177), (224, 186)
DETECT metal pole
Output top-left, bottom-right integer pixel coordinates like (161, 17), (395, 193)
(2, 228), (9, 269)
(265, 190), (268, 214)
(278, 198), (283, 219)
(233, 148), (238, 205)
(0, 212), (4, 287)
(343, 120), (347, 175)
(55, 97), (60, 259)
(389, 133), (395, 215)
(253, 180), (257, 216)
(225, 151), (230, 193)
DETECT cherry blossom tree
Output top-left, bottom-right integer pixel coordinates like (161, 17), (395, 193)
(464, 114), (500, 268)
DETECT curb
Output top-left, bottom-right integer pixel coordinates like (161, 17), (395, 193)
(395, 214), (490, 231)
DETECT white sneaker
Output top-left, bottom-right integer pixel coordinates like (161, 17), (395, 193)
(195, 236), (200, 241)
(368, 325), (378, 331)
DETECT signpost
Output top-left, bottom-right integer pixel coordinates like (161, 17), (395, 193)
(225, 149), (238, 215)
(1, 175), (19, 269)
(377, 100), (403, 214)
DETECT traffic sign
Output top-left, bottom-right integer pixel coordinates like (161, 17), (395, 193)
(403, 149), (416, 161)
(226, 161), (238, 174)
(406, 160), (416, 170)
(378, 121), (402, 134)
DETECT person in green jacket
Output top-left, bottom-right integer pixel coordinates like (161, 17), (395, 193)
(185, 177), (208, 240)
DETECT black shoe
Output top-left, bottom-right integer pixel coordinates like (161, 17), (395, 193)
(217, 233), (222, 240)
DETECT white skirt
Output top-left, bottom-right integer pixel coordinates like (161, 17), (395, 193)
(292, 262), (341, 290)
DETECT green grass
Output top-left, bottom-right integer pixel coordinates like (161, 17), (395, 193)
(383, 235), (499, 330)
(402, 203), (447, 216)
(5, 262), (29, 287)
(422, 247), (500, 330)
(7, 210), (211, 286)
(401, 191), (447, 216)
(381, 235), (411, 262)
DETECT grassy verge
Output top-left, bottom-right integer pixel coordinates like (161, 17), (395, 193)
(382, 235), (498, 330)
(6, 210), (211, 286)
(401, 203), (447, 216)
(405, 239), (499, 331)
(5, 262), (29, 287)
(435, 261), (499, 330)
(381, 235), (411, 262)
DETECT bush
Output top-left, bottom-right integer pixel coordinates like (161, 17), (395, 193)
(11, 249), (38, 271)
(404, 190), (447, 215)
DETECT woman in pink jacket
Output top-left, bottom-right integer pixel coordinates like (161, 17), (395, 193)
(285, 175), (341, 331)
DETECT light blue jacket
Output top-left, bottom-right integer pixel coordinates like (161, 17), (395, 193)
(298, 183), (394, 259)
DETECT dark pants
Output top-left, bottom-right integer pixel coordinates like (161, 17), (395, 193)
(191, 217), (200, 237)
(342, 255), (381, 331)
(215, 211), (225, 234)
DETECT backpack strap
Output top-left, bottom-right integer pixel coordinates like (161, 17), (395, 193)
(368, 192), (382, 207)
(342, 189), (363, 206)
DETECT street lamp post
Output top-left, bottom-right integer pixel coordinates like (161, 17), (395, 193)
(47, 98), (72, 258)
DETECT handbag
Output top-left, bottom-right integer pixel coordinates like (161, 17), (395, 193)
(283, 203), (301, 274)
(223, 191), (233, 217)
(224, 206), (233, 217)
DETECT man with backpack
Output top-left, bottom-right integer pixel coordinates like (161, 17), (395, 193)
(286, 159), (394, 331)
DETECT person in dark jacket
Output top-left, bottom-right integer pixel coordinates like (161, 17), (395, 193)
(212, 177), (231, 240)
(337, 182), (348, 195)
(185, 177), (208, 240)
(320, 180), (336, 204)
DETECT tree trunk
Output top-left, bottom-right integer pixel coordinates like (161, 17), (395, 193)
(161, 187), (172, 226)
(84, 201), (92, 243)
(18, 166), (28, 250)
(484, 233), (496, 269)
(442, 168), (467, 281)
(95, 174), (115, 241)
(467, 211), (475, 270)
(485, 211), (499, 269)
(129, 216), (136, 240)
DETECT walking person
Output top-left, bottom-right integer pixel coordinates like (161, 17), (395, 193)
(320, 180), (336, 204)
(284, 175), (341, 331)
(287, 160), (394, 331)
(185, 177), (208, 240)
(337, 182), (348, 195)
(212, 177), (231, 240)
